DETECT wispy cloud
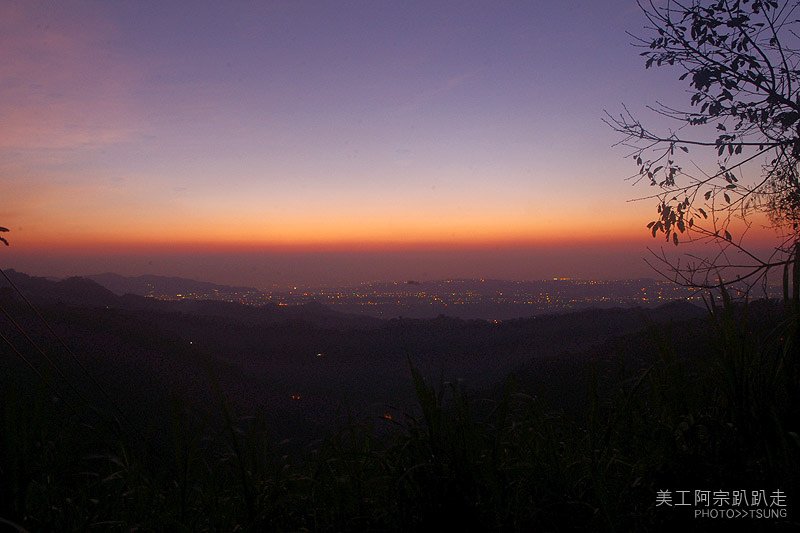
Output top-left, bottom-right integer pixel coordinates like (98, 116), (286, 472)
(0, 3), (145, 153)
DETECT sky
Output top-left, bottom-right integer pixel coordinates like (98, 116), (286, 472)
(0, 0), (779, 287)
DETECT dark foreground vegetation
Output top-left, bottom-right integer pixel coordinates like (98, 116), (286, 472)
(1, 273), (798, 531)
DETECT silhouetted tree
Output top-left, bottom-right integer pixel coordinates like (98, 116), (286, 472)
(607, 0), (800, 296)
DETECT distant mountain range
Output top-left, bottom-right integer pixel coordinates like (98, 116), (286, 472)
(85, 272), (259, 297)
(4, 270), (716, 321)
(0, 269), (379, 330)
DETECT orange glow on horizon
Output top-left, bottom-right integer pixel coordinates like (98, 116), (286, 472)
(11, 221), (653, 253)
(7, 204), (786, 253)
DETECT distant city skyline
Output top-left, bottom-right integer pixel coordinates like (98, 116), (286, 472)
(67, 270), (725, 320)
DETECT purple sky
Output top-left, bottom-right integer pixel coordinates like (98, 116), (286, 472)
(2, 1), (731, 287)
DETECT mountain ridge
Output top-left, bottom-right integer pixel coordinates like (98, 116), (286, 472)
(86, 272), (259, 296)
(0, 269), (380, 330)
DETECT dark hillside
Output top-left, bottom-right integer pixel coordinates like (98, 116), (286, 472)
(1, 270), (797, 530)
(0, 269), (707, 439)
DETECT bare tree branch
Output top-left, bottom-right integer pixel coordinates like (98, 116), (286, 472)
(610, 0), (800, 297)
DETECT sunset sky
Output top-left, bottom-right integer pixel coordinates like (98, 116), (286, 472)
(0, 1), (778, 286)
